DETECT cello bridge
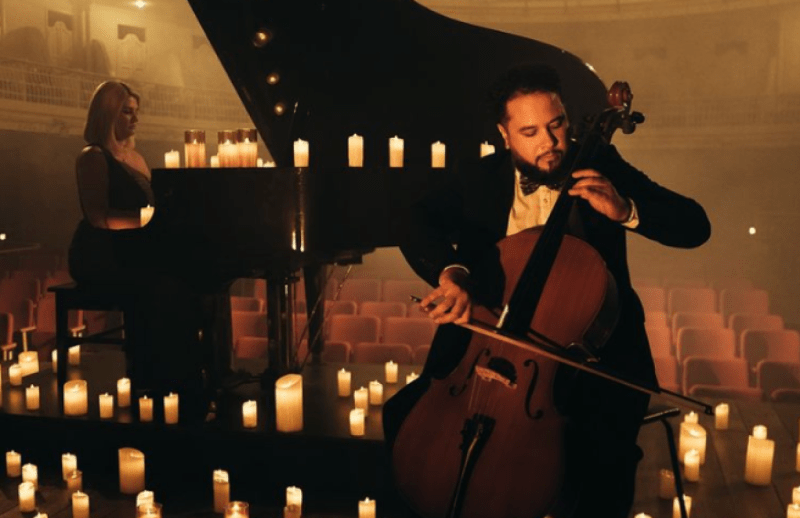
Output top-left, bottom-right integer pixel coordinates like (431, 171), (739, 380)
(474, 365), (517, 389)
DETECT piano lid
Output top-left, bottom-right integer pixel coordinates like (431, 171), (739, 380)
(187, 0), (607, 170)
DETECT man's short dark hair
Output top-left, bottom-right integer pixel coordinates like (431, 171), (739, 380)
(489, 64), (563, 125)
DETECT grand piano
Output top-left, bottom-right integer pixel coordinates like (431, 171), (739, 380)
(148, 0), (609, 377)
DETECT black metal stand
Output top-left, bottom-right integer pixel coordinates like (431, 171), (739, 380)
(643, 406), (689, 518)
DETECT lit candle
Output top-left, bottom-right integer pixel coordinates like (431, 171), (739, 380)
(52, 349), (58, 372)
(294, 139), (309, 167)
(359, 497), (376, 518)
(354, 387), (369, 417)
(337, 369), (352, 397)
(658, 468), (674, 499)
(213, 470), (230, 513)
(184, 130), (206, 168)
(672, 495), (692, 518)
(137, 503), (162, 518)
(68, 345), (81, 365)
(369, 380), (383, 405)
(634, 514), (652, 518)
(136, 490), (155, 508)
(684, 411), (698, 424)
(64, 380), (88, 416)
(25, 385), (40, 410)
(62, 453), (77, 480)
(242, 400), (257, 428)
(118, 378), (131, 408)
(684, 449), (700, 482)
(237, 129), (258, 167)
(9, 364), (22, 386)
(224, 501), (249, 518)
(753, 424), (768, 440)
(284, 505), (301, 518)
(431, 141), (446, 168)
(99, 393), (114, 419)
(348, 134), (364, 167)
(18, 351), (39, 376)
(163, 393), (179, 425)
(678, 422), (707, 464)
(385, 361), (398, 384)
(256, 158), (263, 167)
(793, 486), (800, 504)
(72, 490), (90, 518)
(139, 396), (153, 422)
(389, 136), (404, 168)
(140, 205), (155, 227)
(218, 130), (239, 167)
(7, 450), (21, 477)
(714, 403), (729, 430)
(22, 463), (37, 489)
(210, 155), (220, 168)
(264, 160), (276, 168)
(790, 503), (800, 518)
(406, 371), (419, 384)
(480, 141), (495, 157)
(796, 443), (800, 472)
(67, 470), (83, 492)
(119, 447), (146, 494)
(18, 481), (36, 512)
(744, 434), (775, 485)
(286, 486), (302, 511)
(350, 408), (365, 437)
(275, 373), (303, 432)
(164, 150), (180, 168)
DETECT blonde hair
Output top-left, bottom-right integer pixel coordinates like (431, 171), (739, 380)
(83, 81), (140, 148)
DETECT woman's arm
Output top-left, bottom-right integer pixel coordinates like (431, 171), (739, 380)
(76, 149), (141, 229)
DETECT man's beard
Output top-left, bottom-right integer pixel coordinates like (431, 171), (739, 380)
(511, 148), (570, 189)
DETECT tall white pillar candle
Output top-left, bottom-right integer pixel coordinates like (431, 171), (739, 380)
(9, 364), (22, 386)
(238, 137), (258, 168)
(164, 150), (180, 168)
(22, 463), (37, 489)
(99, 393), (114, 419)
(67, 470), (83, 492)
(275, 374), (303, 432)
(72, 490), (90, 518)
(431, 141), (446, 168)
(658, 468), (674, 499)
(714, 403), (729, 430)
(64, 380), (88, 416)
(224, 501), (249, 518)
(678, 422), (707, 464)
(18, 481), (36, 512)
(389, 136), (404, 168)
(242, 400), (257, 428)
(354, 387), (369, 416)
(672, 495), (692, 518)
(293, 139), (309, 167)
(744, 434), (775, 485)
(213, 470), (230, 513)
(139, 396), (153, 422)
(350, 408), (365, 437)
(118, 378), (131, 408)
(6, 450), (21, 477)
(359, 497), (376, 518)
(119, 447), (146, 494)
(684, 449), (700, 482)
(62, 453), (77, 480)
(385, 361), (398, 384)
(338, 369), (352, 397)
(18, 351), (39, 376)
(369, 380), (383, 405)
(163, 393), (179, 425)
(184, 130), (206, 168)
(25, 385), (40, 410)
(286, 486), (302, 511)
(348, 134), (364, 167)
(68, 345), (81, 365)
(480, 141), (495, 157)
(52, 349), (58, 372)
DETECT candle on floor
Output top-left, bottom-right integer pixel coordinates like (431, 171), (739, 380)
(18, 481), (36, 512)
(99, 393), (114, 419)
(658, 468), (674, 499)
(184, 130), (206, 168)
(789, 503), (800, 518)
(431, 141), (446, 168)
(6, 450), (21, 477)
(672, 495), (692, 518)
(52, 349), (58, 373)
(359, 497), (376, 518)
(634, 514), (652, 518)
(62, 453), (77, 480)
(67, 470), (83, 492)
(337, 369), (352, 397)
(68, 345), (81, 365)
(33, 513), (48, 518)
(22, 463), (37, 489)
(684, 411), (698, 424)
(119, 447), (146, 494)
(136, 490), (155, 508)
(140, 205), (155, 227)
(369, 380), (383, 405)
(9, 364), (22, 386)
(406, 371), (419, 384)
(118, 378), (131, 408)
(64, 380), (88, 416)
(72, 490), (90, 518)
(480, 141), (495, 157)
(213, 470), (230, 513)
(753, 424), (768, 440)
(350, 408), (365, 437)
(293, 139), (309, 167)
(354, 387), (369, 417)
(224, 501), (249, 518)
(163, 393), (179, 425)
(389, 136), (404, 168)
(385, 361), (398, 384)
(796, 443), (800, 472)
(25, 385), (40, 410)
(242, 400), (257, 428)
(286, 486), (302, 512)
(164, 150), (180, 168)
(18, 351), (39, 376)
(136, 503), (162, 518)
(684, 449), (700, 482)
(714, 403), (729, 430)
(744, 433), (775, 485)
(348, 134), (364, 167)
(275, 374), (303, 432)
(678, 422), (707, 464)
(139, 396), (153, 422)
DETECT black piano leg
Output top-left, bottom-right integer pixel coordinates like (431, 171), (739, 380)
(304, 265), (326, 364)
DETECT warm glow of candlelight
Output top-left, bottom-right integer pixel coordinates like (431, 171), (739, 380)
(338, 369), (352, 397)
(164, 393), (179, 425)
(294, 139), (309, 167)
(714, 403), (729, 430)
(431, 141), (446, 168)
(64, 380), (88, 416)
(164, 150), (180, 168)
(480, 141), (495, 157)
(118, 378), (131, 407)
(389, 136), (404, 168)
(359, 497), (376, 518)
(119, 447), (146, 494)
(385, 361), (398, 384)
(99, 393), (114, 419)
(354, 386), (369, 417)
(275, 374), (303, 432)
(242, 400), (257, 428)
(350, 408), (365, 437)
(348, 134), (364, 167)
(213, 470), (230, 513)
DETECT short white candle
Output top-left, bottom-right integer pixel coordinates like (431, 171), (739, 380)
(793, 485), (800, 504)
(119, 447), (146, 494)
(790, 503), (800, 518)
(9, 363), (22, 386)
(744, 434), (775, 485)
(286, 486), (302, 511)
(163, 393), (179, 425)
(634, 514), (652, 518)
(52, 349), (58, 372)
(684, 449), (700, 482)
(337, 369), (352, 397)
(678, 422), (707, 464)
(99, 393), (114, 419)
(359, 497), (376, 518)
(62, 453), (77, 480)
(264, 160), (276, 168)
(22, 463), (37, 489)
(64, 379), (88, 416)
(753, 424), (768, 440)
(293, 139), (309, 167)
(275, 373), (303, 432)
(354, 387), (369, 416)
(350, 408), (365, 437)
(348, 134), (364, 167)
(140, 205), (155, 227)
(18, 481), (36, 512)
(224, 501), (249, 518)
(369, 380), (383, 405)
(18, 351), (39, 376)
(118, 378), (131, 408)
(139, 396), (153, 422)
(242, 400), (257, 428)
(406, 371), (419, 384)
(136, 490), (155, 508)
(256, 157), (263, 167)
(164, 150), (180, 168)
(684, 411), (698, 424)
(385, 361), (398, 384)
(389, 136), (404, 168)
(6, 450), (21, 477)
(714, 403), (729, 430)
(213, 470), (230, 513)
(431, 141), (446, 168)
(25, 385), (40, 410)
(72, 490), (90, 518)
(672, 495), (692, 518)
(67, 469), (83, 492)
(33, 512), (48, 518)
(210, 155), (220, 168)
(480, 141), (495, 157)
(658, 468), (674, 499)
(68, 345), (81, 366)
(238, 138), (258, 168)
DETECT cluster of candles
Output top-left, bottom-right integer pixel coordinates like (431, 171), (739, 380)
(164, 129), (273, 169)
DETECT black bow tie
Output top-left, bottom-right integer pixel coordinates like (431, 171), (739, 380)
(519, 175), (540, 196)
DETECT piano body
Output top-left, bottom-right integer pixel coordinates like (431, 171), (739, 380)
(148, 0), (609, 376)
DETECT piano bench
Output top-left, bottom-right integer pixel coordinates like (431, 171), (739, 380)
(48, 282), (136, 415)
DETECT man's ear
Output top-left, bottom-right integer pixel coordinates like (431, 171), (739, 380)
(496, 123), (509, 149)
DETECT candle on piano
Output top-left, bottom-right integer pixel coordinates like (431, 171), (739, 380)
(139, 396), (153, 422)
(25, 385), (39, 410)
(237, 129), (258, 167)
(99, 393), (114, 419)
(256, 158), (263, 167)
(164, 393), (179, 425)
(349, 134), (364, 167)
(67, 469), (83, 492)
(62, 453), (77, 480)
(678, 422), (706, 464)
(431, 141), (446, 168)
(242, 400), (257, 428)
(210, 155), (220, 168)
(22, 463), (37, 489)
(275, 374), (303, 432)
(683, 449), (700, 482)
(213, 470), (230, 513)
(354, 387), (369, 417)
(480, 141), (495, 157)
(672, 495), (691, 518)
(18, 351), (39, 376)
(69, 344), (81, 365)
(164, 150), (180, 168)
(140, 205), (155, 227)
(7, 450), (21, 477)
(137, 490), (155, 509)
(350, 408), (365, 437)
(72, 490), (90, 518)
(385, 361), (398, 384)
(9, 363), (22, 386)
(184, 130), (206, 168)
(264, 160), (276, 168)
(337, 368), (351, 397)
(119, 447), (146, 494)
(714, 403), (728, 430)
(52, 349), (58, 372)
(218, 130), (239, 167)
(359, 497), (376, 518)
(744, 432), (774, 485)
(389, 136), (404, 168)
(18, 481), (36, 512)
(658, 468), (674, 499)
(294, 139), (309, 167)
(64, 380), (88, 416)
(118, 378), (131, 407)
(224, 501), (249, 518)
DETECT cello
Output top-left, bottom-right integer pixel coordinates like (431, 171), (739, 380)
(387, 82), (710, 518)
